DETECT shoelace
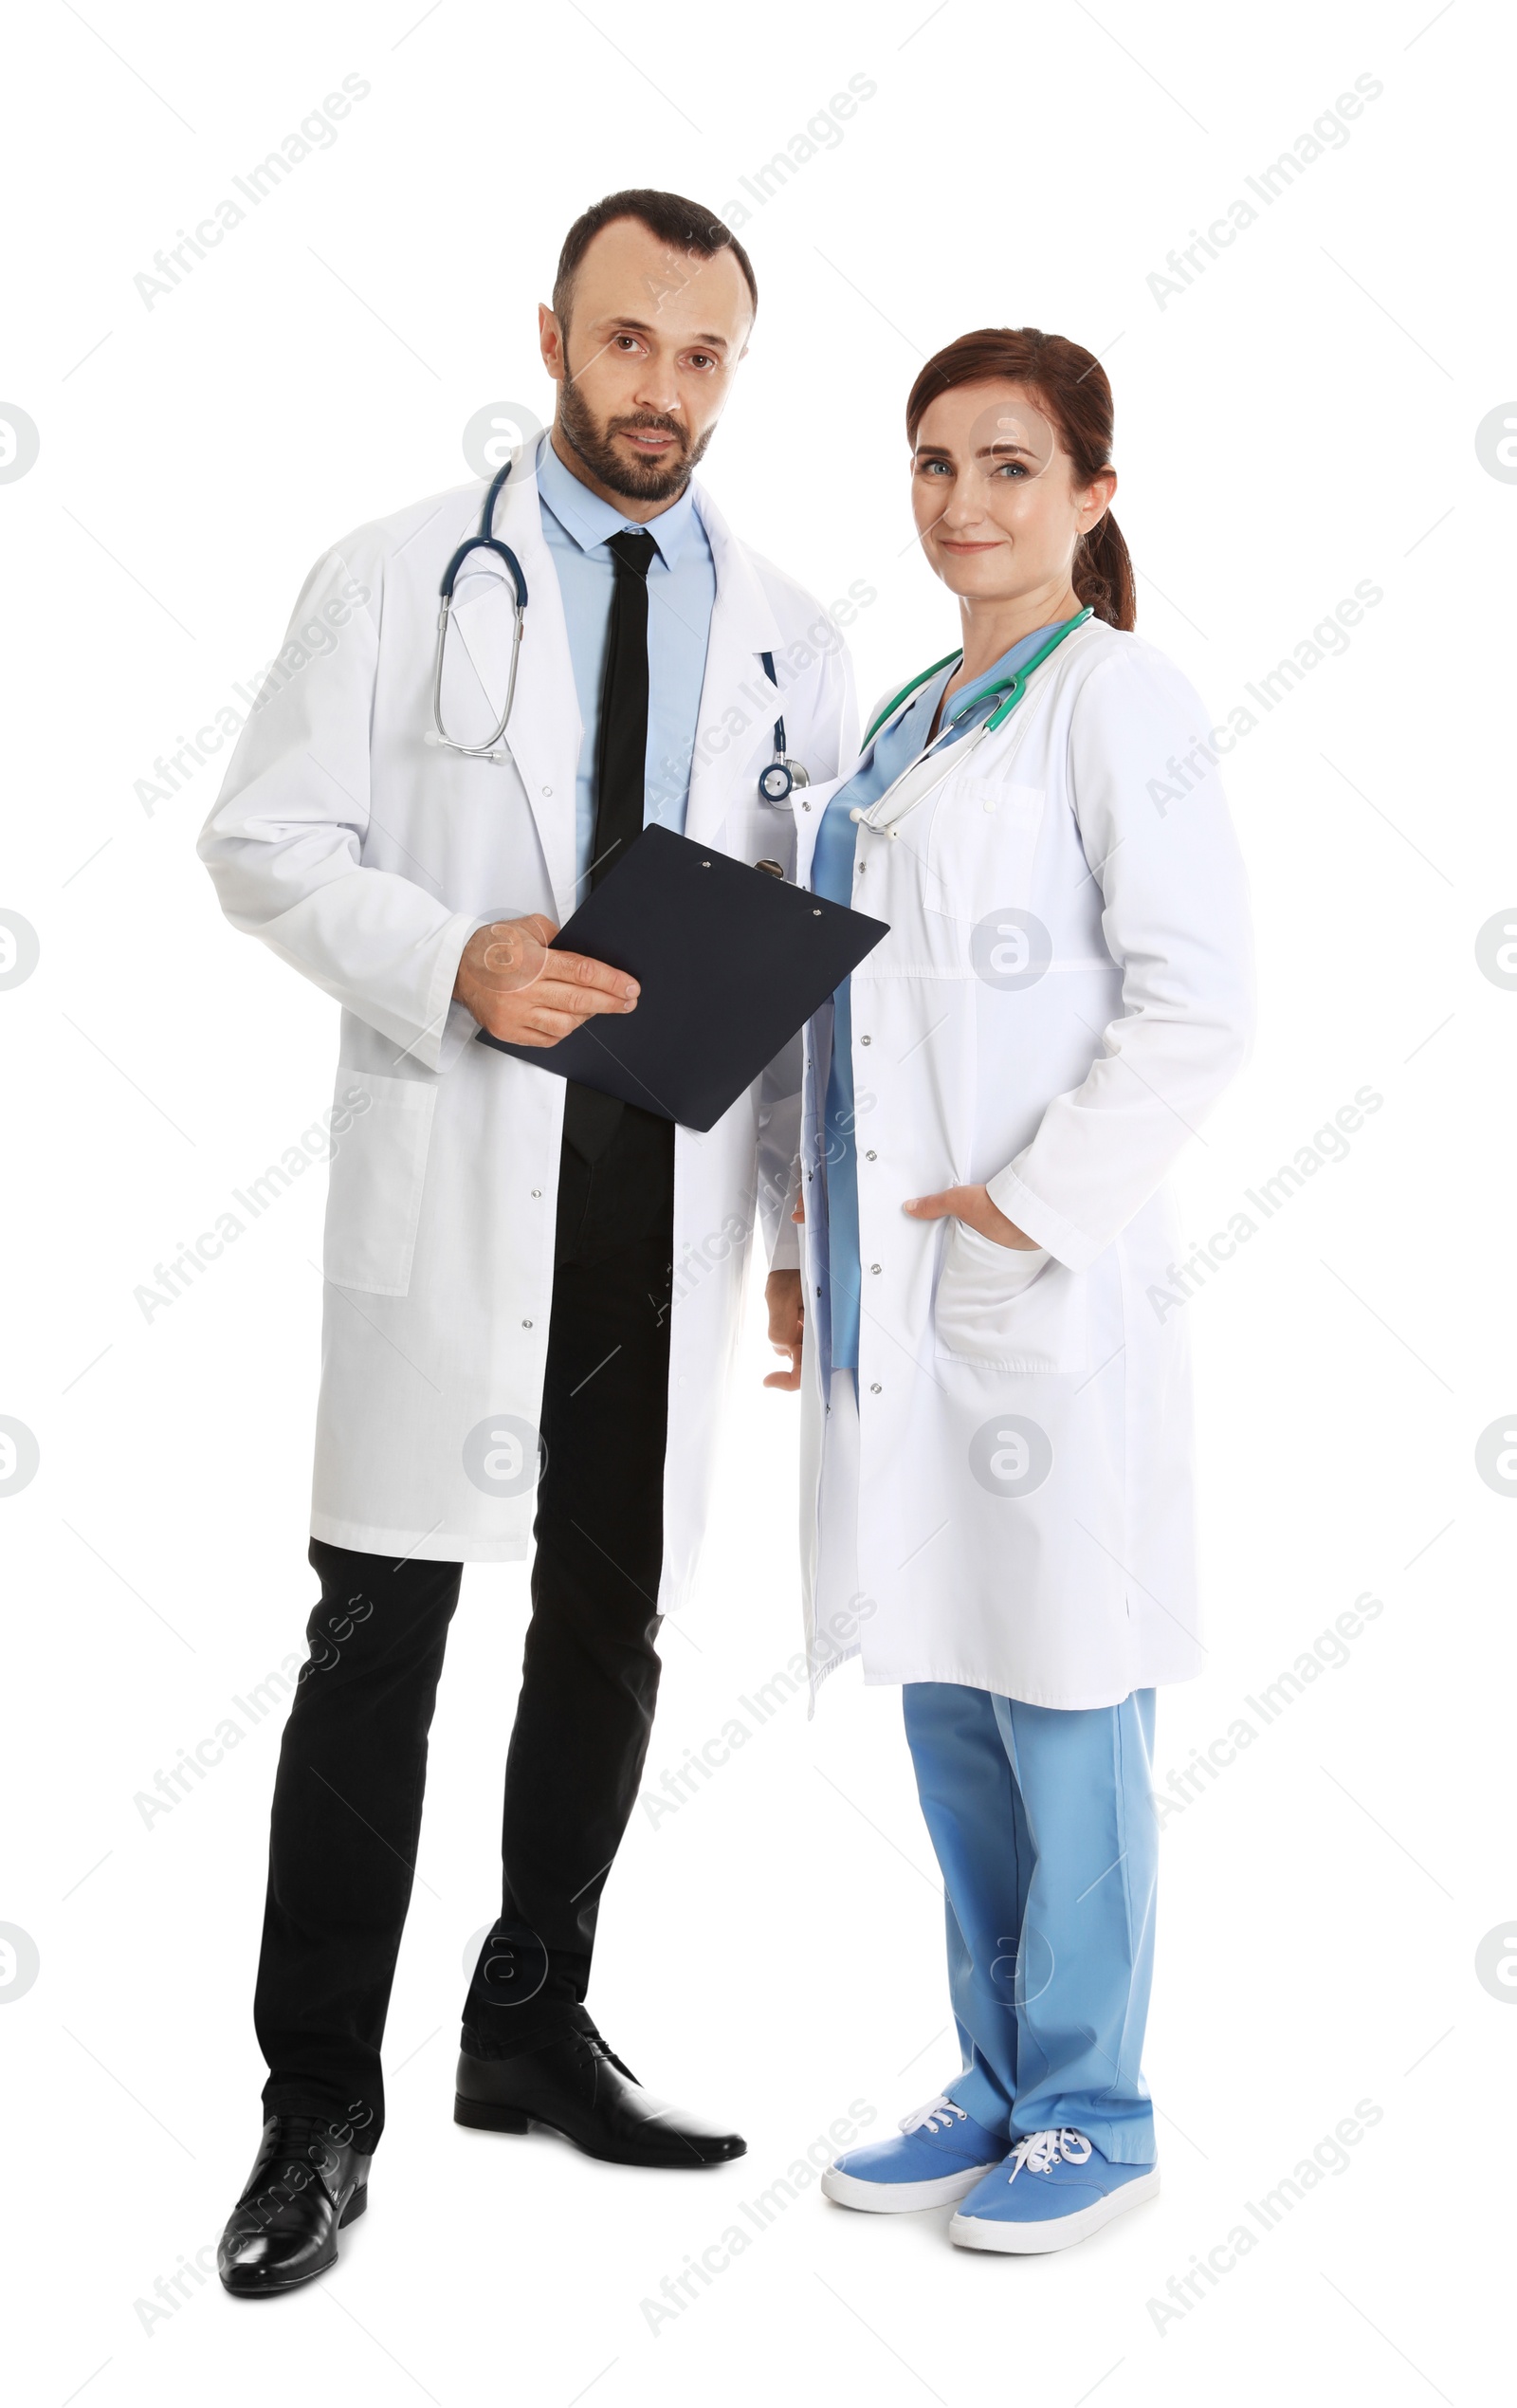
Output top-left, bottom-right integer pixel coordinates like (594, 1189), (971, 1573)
(236, 2116), (342, 2211)
(579, 2030), (638, 2084)
(900, 2094), (969, 2137)
(1007, 2127), (1092, 2183)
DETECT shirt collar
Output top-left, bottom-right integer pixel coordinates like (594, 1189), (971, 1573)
(536, 433), (701, 570)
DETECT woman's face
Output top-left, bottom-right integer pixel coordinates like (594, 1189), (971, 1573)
(910, 380), (1115, 604)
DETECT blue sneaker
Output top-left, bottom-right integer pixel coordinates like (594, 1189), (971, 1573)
(949, 2128), (1159, 2253)
(821, 2095), (1007, 2213)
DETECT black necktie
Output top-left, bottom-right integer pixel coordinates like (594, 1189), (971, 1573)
(563, 527), (658, 1163)
(590, 530), (657, 885)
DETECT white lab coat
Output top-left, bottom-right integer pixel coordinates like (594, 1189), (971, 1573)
(791, 618), (1253, 1709)
(199, 465), (855, 1592)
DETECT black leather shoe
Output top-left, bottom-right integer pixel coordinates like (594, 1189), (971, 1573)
(454, 2023), (745, 2168)
(218, 2115), (373, 2296)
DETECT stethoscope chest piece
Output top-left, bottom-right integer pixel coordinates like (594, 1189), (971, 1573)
(757, 650), (811, 806)
(758, 758), (810, 804)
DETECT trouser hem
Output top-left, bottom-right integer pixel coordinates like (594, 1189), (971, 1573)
(1008, 2117), (1157, 2166)
(460, 2001), (597, 2060)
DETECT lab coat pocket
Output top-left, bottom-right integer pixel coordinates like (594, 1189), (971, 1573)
(925, 777), (1046, 928)
(933, 1218), (1085, 1372)
(322, 1071), (437, 1296)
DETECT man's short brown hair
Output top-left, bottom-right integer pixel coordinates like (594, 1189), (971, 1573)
(553, 189), (758, 329)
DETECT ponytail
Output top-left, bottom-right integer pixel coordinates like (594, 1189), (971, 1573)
(1074, 510), (1136, 632)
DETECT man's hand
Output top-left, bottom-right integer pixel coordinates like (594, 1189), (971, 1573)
(764, 1268), (805, 1390)
(904, 1182), (1038, 1248)
(453, 915), (639, 1047)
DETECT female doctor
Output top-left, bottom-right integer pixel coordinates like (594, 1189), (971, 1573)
(765, 327), (1253, 2254)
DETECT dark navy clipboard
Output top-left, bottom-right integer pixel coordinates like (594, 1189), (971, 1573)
(475, 824), (886, 1132)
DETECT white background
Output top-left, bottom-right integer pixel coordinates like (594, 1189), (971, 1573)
(2, 2), (1511, 2402)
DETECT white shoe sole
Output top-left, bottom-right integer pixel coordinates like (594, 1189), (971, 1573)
(949, 2166), (1161, 2254)
(821, 2160), (1002, 2214)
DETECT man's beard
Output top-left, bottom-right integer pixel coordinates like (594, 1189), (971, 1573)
(557, 357), (713, 503)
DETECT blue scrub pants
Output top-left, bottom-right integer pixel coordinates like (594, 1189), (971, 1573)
(902, 1682), (1159, 2164)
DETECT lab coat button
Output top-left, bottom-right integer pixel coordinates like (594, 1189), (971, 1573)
(869, 1383), (882, 1394)
(541, 785), (553, 797)
(531, 1188), (541, 1198)
(866, 1150), (877, 1162)
(521, 1318), (533, 1329)
(860, 1036), (871, 1046)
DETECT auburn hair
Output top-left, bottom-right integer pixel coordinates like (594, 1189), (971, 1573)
(905, 328), (1135, 630)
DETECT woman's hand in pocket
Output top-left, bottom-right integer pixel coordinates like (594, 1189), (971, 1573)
(904, 1182), (1039, 1249)
(764, 1269), (805, 1389)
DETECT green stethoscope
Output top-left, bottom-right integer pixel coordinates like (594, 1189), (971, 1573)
(850, 607), (1092, 837)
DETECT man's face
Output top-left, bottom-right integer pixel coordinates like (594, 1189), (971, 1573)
(539, 216), (754, 505)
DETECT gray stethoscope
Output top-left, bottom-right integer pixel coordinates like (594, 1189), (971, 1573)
(425, 455), (530, 763)
(426, 458), (821, 800)
(757, 650), (810, 803)
(850, 608), (1091, 837)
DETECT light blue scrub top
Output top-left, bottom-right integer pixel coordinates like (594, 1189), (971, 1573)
(536, 437), (717, 895)
(813, 624), (1063, 1370)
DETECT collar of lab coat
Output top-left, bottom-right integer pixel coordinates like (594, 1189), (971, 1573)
(682, 479), (785, 847)
(447, 462), (785, 899)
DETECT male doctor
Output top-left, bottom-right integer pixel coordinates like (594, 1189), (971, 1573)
(201, 187), (855, 2295)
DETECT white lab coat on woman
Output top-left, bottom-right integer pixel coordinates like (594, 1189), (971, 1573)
(199, 459), (855, 1592)
(790, 617), (1253, 1709)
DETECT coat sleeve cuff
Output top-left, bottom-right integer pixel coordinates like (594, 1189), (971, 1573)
(765, 1153), (803, 1271)
(768, 1215), (801, 1273)
(984, 1167), (1104, 1273)
(410, 910), (514, 1074)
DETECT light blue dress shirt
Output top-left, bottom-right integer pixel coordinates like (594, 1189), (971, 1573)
(813, 624), (1064, 1371)
(536, 437), (717, 895)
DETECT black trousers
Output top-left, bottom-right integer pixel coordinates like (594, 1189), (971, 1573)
(254, 1104), (675, 2148)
